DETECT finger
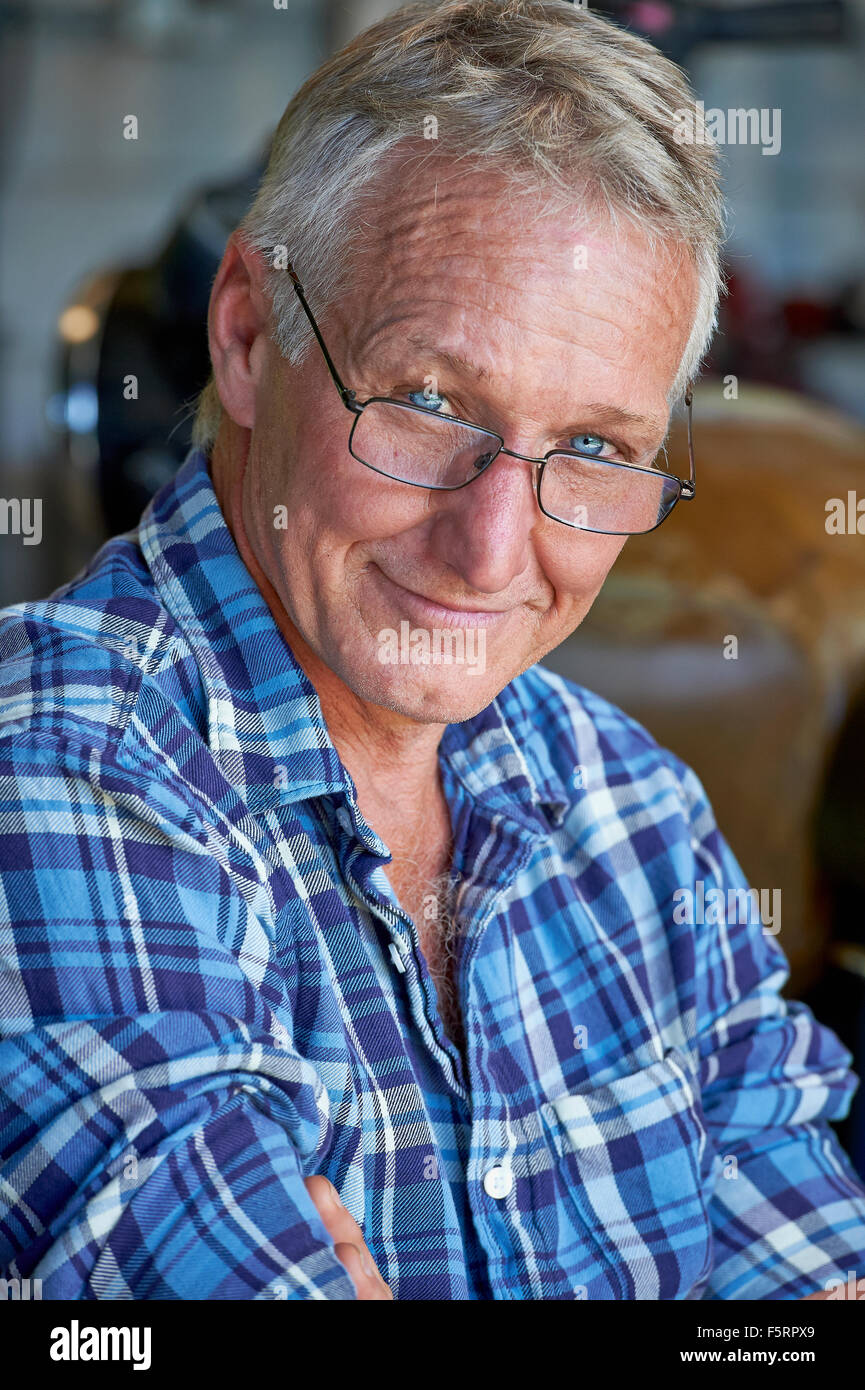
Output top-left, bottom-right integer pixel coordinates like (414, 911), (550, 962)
(334, 1241), (393, 1301)
(304, 1175), (364, 1246)
(304, 1176), (392, 1296)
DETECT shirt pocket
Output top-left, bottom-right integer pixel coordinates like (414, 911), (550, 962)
(539, 1046), (714, 1300)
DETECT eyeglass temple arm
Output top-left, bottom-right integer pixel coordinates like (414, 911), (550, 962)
(286, 264), (359, 410)
(680, 386), (696, 499)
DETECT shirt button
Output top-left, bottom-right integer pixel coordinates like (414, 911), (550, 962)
(483, 1165), (513, 1199)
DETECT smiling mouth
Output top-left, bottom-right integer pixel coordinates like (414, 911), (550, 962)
(373, 565), (514, 627)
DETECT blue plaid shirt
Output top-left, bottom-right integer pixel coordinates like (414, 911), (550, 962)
(2, 446), (865, 1301)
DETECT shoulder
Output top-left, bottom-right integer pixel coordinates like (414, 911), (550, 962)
(500, 662), (703, 824)
(0, 531), (200, 773)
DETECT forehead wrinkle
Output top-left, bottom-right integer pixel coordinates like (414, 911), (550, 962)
(360, 260), (668, 353)
(367, 291), (634, 371)
(356, 290), (625, 368)
(356, 218), (676, 349)
(370, 214), (673, 305)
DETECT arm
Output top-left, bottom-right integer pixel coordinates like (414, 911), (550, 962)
(0, 730), (378, 1298)
(674, 761), (865, 1301)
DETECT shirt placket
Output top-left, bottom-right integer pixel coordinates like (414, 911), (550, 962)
(333, 800), (470, 1100)
(316, 795), (491, 1296)
(453, 814), (547, 1298)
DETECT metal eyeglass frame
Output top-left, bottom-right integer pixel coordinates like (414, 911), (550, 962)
(285, 263), (696, 535)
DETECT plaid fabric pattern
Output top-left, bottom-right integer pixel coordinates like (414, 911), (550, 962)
(1, 447), (864, 1300)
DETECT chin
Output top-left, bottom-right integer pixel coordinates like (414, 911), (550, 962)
(344, 659), (506, 725)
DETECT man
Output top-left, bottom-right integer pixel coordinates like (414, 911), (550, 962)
(1, 0), (864, 1301)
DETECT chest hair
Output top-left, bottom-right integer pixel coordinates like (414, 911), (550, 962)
(392, 863), (466, 1058)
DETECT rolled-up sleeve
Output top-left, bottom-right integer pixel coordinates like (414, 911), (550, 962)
(0, 732), (356, 1299)
(677, 761), (865, 1300)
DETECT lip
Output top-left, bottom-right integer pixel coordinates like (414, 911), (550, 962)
(373, 566), (514, 629)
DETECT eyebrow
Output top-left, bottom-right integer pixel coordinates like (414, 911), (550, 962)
(577, 402), (668, 440)
(402, 335), (666, 444)
(403, 334), (492, 383)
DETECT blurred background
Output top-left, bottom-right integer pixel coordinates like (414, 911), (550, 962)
(1, 0), (864, 1172)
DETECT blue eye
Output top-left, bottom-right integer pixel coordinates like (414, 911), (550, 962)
(408, 388), (445, 411)
(570, 433), (607, 456)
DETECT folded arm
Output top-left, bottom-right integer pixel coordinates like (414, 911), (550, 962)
(0, 731), (366, 1298)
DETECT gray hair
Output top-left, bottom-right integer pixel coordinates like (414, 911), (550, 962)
(192, 0), (724, 453)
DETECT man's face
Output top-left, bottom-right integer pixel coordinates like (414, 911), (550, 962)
(235, 163), (698, 723)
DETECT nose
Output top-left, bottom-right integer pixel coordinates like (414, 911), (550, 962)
(428, 448), (539, 595)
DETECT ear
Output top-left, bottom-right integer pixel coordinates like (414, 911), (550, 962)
(207, 231), (274, 432)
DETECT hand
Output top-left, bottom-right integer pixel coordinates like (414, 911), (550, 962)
(304, 1175), (393, 1300)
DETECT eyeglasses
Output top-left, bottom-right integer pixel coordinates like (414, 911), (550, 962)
(284, 263), (695, 536)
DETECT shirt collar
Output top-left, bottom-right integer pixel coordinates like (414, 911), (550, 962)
(138, 447), (571, 829)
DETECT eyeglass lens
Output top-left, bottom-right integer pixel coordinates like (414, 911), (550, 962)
(350, 399), (680, 534)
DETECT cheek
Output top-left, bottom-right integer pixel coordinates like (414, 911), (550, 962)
(252, 426), (435, 617)
(541, 532), (627, 614)
(287, 412), (431, 545)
